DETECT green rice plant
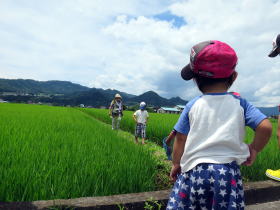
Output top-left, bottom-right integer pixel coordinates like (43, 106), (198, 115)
(241, 118), (279, 181)
(79, 108), (179, 145)
(0, 103), (158, 202)
(80, 108), (279, 182)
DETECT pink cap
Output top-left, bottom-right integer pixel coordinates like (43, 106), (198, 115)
(181, 40), (238, 80)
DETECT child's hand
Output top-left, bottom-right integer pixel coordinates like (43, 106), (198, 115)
(170, 164), (181, 182)
(243, 144), (258, 166)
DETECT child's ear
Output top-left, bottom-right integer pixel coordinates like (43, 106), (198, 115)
(233, 71), (238, 81)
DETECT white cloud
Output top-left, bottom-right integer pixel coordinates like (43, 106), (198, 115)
(0, 0), (279, 106)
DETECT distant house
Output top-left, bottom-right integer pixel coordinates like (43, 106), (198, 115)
(0, 99), (8, 103)
(175, 105), (185, 113)
(157, 107), (181, 114)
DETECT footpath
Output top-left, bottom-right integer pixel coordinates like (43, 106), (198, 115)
(1, 180), (280, 209)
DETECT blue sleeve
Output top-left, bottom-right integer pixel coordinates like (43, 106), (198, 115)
(174, 97), (200, 135)
(240, 98), (267, 130)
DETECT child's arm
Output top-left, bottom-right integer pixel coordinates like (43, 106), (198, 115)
(244, 119), (272, 166)
(133, 114), (137, 123)
(166, 130), (177, 145)
(170, 132), (187, 181)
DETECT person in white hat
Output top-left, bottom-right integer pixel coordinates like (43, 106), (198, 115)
(133, 102), (149, 144)
(109, 94), (123, 130)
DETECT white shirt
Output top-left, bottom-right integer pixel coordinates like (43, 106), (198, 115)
(174, 92), (266, 173)
(134, 110), (149, 124)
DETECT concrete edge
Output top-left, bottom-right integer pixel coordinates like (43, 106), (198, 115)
(0, 180), (280, 209)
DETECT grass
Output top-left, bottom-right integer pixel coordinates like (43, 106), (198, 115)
(0, 103), (160, 202)
(79, 108), (179, 145)
(0, 104), (278, 202)
(241, 118), (280, 181)
(80, 108), (280, 182)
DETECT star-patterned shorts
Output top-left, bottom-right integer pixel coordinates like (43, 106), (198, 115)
(167, 161), (244, 210)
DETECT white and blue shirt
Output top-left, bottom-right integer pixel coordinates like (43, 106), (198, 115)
(174, 92), (267, 173)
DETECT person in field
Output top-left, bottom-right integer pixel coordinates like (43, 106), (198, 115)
(133, 102), (149, 144)
(109, 94), (123, 130)
(265, 34), (280, 181)
(167, 40), (272, 210)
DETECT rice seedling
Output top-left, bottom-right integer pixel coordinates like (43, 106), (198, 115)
(0, 103), (158, 202)
(80, 108), (279, 182)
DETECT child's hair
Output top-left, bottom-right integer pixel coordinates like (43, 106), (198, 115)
(193, 72), (236, 93)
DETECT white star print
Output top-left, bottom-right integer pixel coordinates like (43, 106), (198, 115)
(218, 167), (226, 175)
(181, 182), (188, 190)
(229, 168), (235, 176)
(199, 197), (206, 204)
(210, 186), (215, 192)
(219, 189), (227, 197)
(169, 197), (176, 204)
(231, 189), (237, 197)
(208, 165), (215, 172)
(231, 201), (237, 208)
(177, 179), (182, 185)
(174, 187), (179, 194)
(201, 207), (208, 210)
(237, 179), (242, 186)
(237, 169), (241, 175)
(183, 173), (189, 178)
(197, 187), (205, 195)
(166, 204), (173, 210)
(190, 196), (196, 203)
(197, 165), (203, 173)
(190, 175), (196, 182)
(240, 201), (245, 207)
(189, 205), (196, 210)
(219, 178), (227, 187)
(196, 177), (204, 185)
(208, 176), (215, 183)
(178, 201), (186, 209)
(191, 187), (196, 194)
(219, 200), (227, 208)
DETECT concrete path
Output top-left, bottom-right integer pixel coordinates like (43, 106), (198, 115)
(246, 200), (280, 210)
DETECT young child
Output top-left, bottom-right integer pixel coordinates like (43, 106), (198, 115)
(167, 40), (272, 209)
(133, 102), (149, 144)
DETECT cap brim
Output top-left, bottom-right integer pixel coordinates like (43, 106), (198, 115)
(181, 64), (194, 80)
(268, 47), (280, 57)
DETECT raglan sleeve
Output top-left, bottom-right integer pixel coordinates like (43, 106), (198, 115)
(240, 98), (267, 130)
(174, 103), (191, 135)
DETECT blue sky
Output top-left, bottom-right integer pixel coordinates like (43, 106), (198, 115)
(0, 0), (279, 107)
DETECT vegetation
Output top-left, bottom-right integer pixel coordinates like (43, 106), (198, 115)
(0, 103), (278, 202)
(79, 108), (179, 145)
(242, 118), (280, 181)
(80, 108), (279, 181)
(0, 103), (160, 202)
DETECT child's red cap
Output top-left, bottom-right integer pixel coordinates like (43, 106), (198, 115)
(181, 40), (238, 80)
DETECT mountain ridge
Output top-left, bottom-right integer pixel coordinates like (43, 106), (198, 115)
(0, 78), (187, 107)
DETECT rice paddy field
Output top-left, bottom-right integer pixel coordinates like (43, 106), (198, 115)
(80, 108), (280, 182)
(0, 103), (279, 202)
(0, 103), (159, 202)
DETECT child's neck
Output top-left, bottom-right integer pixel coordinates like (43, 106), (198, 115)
(202, 83), (229, 94)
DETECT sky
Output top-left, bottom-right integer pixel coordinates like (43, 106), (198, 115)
(0, 0), (279, 107)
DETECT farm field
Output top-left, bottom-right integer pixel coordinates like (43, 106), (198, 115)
(80, 108), (280, 182)
(0, 103), (278, 202)
(0, 103), (162, 202)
